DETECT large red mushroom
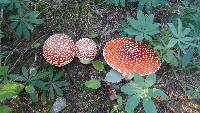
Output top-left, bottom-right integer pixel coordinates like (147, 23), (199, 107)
(75, 38), (97, 64)
(103, 38), (160, 77)
(43, 34), (76, 67)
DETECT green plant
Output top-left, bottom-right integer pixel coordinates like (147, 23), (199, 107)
(0, 83), (24, 113)
(120, 73), (168, 113)
(9, 10), (44, 40)
(84, 79), (101, 89)
(124, 10), (160, 42)
(167, 18), (197, 53)
(8, 66), (49, 102)
(105, 0), (125, 7)
(41, 67), (69, 101)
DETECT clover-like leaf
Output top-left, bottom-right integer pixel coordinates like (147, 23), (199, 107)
(105, 69), (122, 83)
(85, 79), (101, 89)
(92, 60), (105, 71)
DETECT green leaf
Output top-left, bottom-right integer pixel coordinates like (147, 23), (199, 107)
(22, 66), (29, 79)
(149, 88), (168, 100)
(121, 81), (139, 95)
(143, 97), (157, 113)
(25, 85), (35, 94)
(0, 66), (9, 76)
(53, 84), (63, 96)
(53, 70), (64, 81)
(105, 69), (122, 83)
(31, 71), (49, 80)
(181, 47), (194, 67)
(177, 19), (183, 37)
(124, 11), (160, 42)
(49, 86), (55, 99)
(164, 51), (178, 66)
(54, 81), (69, 88)
(31, 80), (47, 90)
(0, 83), (24, 101)
(145, 73), (156, 87)
(92, 60), (105, 71)
(48, 66), (54, 81)
(133, 73), (145, 85)
(125, 95), (139, 113)
(9, 74), (26, 82)
(0, 53), (4, 60)
(29, 92), (37, 102)
(168, 23), (178, 37)
(167, 38), (178, 48)
(85, 79), (101, 89)
(117, 96), (122, 110)
(0, 105), (11, 113)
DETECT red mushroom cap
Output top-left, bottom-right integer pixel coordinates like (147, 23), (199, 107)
(103, 38), (160, 76)
(75, 38), (97, 64)
(43, 34), (76, 67)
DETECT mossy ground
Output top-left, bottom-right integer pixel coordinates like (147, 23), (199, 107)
(2, 0), (200, 113)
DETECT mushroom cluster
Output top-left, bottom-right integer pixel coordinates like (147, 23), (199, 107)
(43, 34), (98, 66)
(103, 38), (160, 76)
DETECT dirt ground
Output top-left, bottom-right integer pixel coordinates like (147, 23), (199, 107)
(1, 0), (200, 113)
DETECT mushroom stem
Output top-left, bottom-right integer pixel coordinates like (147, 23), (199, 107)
(79, 58), (92, 64)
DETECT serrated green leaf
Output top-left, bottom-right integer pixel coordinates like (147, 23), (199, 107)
(125, 95), (139, 113)
(143, 97), (157, 113)
(31, 71), (48, 80)
(92, 60), (105, 71)
(85, 79), (101, 89)
(105, 69), (122, 83)
(53, 70), (64, 81)
(145, 73), (156, 87)
(29, 92), (37, 102)
(8, 74), (26, 82)
(25, 85), (35, 94)
(53, 84), (63, 96)
(49, 86), (55, 99)
(164, 51), (178, 66)
(31, 80), (47, 90)
(54, 81), (69, 88)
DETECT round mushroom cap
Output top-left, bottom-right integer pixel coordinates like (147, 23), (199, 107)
(103, 38), (161, 76)
(43, 34), (76, 67)
(75, 38), (97, 63)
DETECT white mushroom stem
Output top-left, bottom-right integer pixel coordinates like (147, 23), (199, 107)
(79, 58), (92, 64)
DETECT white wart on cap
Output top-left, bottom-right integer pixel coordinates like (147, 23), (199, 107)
(103, 38), (161, 77)
(75, 38), (97, 64)
(43, 34), (76, 67)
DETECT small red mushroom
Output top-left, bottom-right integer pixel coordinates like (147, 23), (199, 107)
(103, 38), (160, 76)
(43, 34), (76, 67)
(75, 38), (97, 64)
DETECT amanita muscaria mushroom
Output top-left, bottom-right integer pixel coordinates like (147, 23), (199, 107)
(43, 34), (76, 67)
(103, 38), (160, 76)
(75, 38), (97, 64)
